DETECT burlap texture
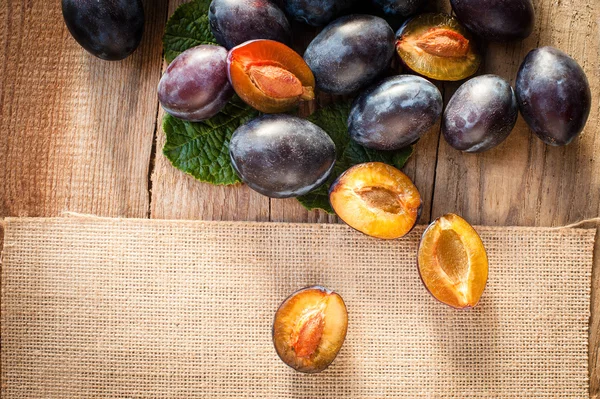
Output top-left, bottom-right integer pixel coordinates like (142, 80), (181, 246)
(1, 217), (595, 398)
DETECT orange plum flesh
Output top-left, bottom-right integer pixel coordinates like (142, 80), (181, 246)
(418, 213), (488, 309)
(227, 39), (315, 113)
(329, 162), (422, 239)
(272, 286), (348, 373)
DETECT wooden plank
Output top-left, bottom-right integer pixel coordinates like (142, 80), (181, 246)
(150, 0), (270, 221)
(0, 0), (166, 218)
(431, 0), (600, 227)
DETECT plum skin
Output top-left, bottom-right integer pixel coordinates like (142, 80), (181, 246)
(516, 46), (591, 146)
(209, 0), (291, 50)
(304, 14), (395, 95)
(283, 0), (357, 27)
(62, 0), (144, 60)
(348, 75), (442, 150)
(229, 115), (336, 198)
(158, 45), (234, 122)
(450, 0), (534, 41)
(371, 0), (424, 17)
(443, 74), (518, 153)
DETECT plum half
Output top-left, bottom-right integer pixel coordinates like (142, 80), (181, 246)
(443, 74), (518, 152)
(227, 40), (315, 113)
(515, 46), (591, 146)
(273, 286), (348, 373)
(348, 75), (442, 150)
(418, 214), (488, 309)
(396, 13), (481, 81)
(330, 162), (422, 239)
(304, 14), (395, 95)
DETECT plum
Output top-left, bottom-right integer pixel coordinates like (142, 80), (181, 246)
(348, 75), (442, 150)
(209, 0), (291, 50)
(418, 214), (488, 309)
(330, 162), (422, 239)
(283, 0), (357, 26)
(516, 46), (591, 146)
(227, 40), (315, 113)
(396, 13), (481, 81)
(158, 45), (233, 122)
(229, 115), (336, 198)
(443, 75), (518, 152)
(303, 15), (395, 95)
(451, 0), (534, 41)
(371, 0), (424, 17)
(273, 286), (348, 373)
(62, 0), (144, 60)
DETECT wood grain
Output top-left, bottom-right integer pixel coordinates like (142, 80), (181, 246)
(431, 0), (600, 227)
(149, 0), (270, 221)
(0, 0), (166, 218)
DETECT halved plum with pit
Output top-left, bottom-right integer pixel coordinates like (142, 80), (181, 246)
(329, 162), (422, 239)
(273, 286), (348, 373)
(396, 13), (481, 81)
(227, 39), (315, 113)
(418, 213), (488, 309)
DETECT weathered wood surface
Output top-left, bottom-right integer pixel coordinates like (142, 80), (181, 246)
(0, 0), (598, 396)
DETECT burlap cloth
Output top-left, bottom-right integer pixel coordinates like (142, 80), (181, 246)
(0, 217), (596, 398)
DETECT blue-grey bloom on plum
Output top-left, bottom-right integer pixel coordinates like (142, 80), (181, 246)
(371, 0), (425, 17)
(443, 75), (518, 152)
(515, 46), (591, 146)
(348, 75), (443, 150)
(62, 0), (144, 60)
(158, 45), (234, 122)
(303, 14), (396, 95)
(283, 0), (357, 26)
(229, 115), (336, 198)
(209, 0), (292, 50)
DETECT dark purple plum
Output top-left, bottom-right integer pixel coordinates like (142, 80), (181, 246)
(209, 0), (291, 50)
(450, 0), (534, 41)
(516, 46), (591, 146)
(158, 45), (234, 122)
(62, 0), (144, 60)
(303, 15), (395, 95)
(348, 75), (442, 150)
(371, 0), (424, 17)
(443, 75), (518, 152)
(229, 115), (336, 198)
(283, 0), (357, 26)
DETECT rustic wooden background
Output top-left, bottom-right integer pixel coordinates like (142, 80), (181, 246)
(0, 0), (598, 396)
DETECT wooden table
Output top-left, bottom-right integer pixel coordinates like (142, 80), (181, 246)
(1, 0), (598, 396)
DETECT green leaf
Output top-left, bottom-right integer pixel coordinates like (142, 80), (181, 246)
(162, 98), (259, 185)
(297, 103), (414, 214)
(163, 0), (218, 63)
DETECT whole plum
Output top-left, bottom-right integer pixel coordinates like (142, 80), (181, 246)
(209, 0), (291, 50)
(229, 115), (336, 198)
(443, 75), (518, 152)
(62, 0), (144, 60)
(304, 15), (395, 95)
(516, 46), (591, 146)
(450, 0), (534, 41)
(158, 45), (234, 121)
(348, 75), (442, 150)
(371, 0), (424, 17)
(283, 0), (357, 26)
